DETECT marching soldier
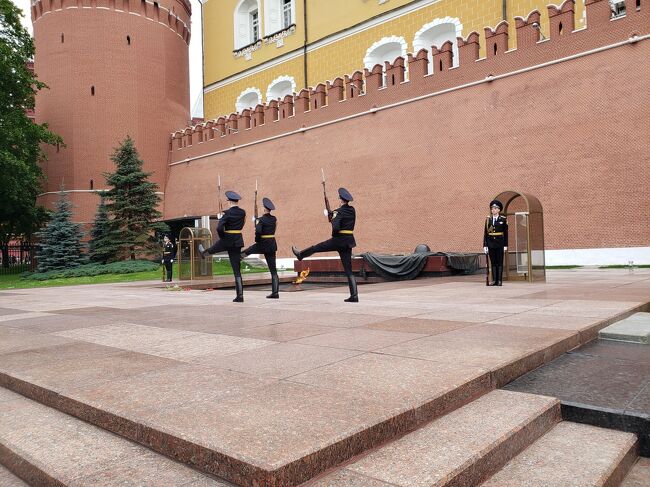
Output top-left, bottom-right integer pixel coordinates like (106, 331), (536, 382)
(483, 199), (508, 286)
(161, 234), (175, 282)
(292, 188), (358, 302)
(242, 197), (279, 299)
(200, 191), (246, 302)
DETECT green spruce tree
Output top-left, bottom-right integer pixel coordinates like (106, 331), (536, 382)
(36, 188), (85, 272)
(88, 196), (119, 264)
(103, 136), (168, 260)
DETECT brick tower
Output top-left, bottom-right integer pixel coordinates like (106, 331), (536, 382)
(31, 0), (191, 224)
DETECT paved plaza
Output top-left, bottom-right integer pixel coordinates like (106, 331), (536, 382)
(0, 269), (649, 485)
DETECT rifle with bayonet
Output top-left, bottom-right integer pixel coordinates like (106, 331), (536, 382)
(217, 174), (224, 219)
(321, 168), (333, 222)
(254, 178), (259, 222)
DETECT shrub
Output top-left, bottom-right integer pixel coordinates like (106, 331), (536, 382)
(23, 260), (158, 280)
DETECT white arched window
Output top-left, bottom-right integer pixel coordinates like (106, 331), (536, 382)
(413, 17), (463, 72)
(363, 36), (408, 72)
(265, 0), (295, 35)
(236, 87), (262, 112)
(234, 0), (261, 49)
(266, 75), (296, 102)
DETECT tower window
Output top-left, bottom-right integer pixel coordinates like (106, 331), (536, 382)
(61, 33), (64, 43)
(91, 86), (95, 96)
(127, 35), (131, 45)
(90, 179), (94, 190)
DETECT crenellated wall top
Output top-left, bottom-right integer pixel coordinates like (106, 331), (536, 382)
(31, 0), (191, 45)
(170, 0), (647, 160)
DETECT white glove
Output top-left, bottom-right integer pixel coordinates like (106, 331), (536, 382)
(198, 244), (205, 254)
(252, 216), (257, 223)
(171, 259), (174, 263)
(323, 208), (329, 217)
(483, 247), (488, 254)
(504, 247), (508, 251)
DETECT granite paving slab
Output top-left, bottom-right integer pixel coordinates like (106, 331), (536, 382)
(68, 364), (275, 417)
(0, 312), (52, 324)
(363, 317), (477, 335)
(621, 457), (650, 487)
(482, 422), (638, 487)
(0, 350), (181, 393)
(54, 323), (275, 360)
(0, 326), (74, 354)
(136, 380), (453, 486)
(223, 322), (334, 341)
(0, 308), (28, 317)
(574, 339), (650, 364)
(313, 390), (559, 487)
(292, 328), (427, 351)
(193, 343), (361, 379)
(0, 313), (116, 333)
(600, 312), (650, 344)
(0, 389), (229, 486)
(505, 345), (650, 413)
(0, 465), (28, 487)
(289, 353), (491, 410)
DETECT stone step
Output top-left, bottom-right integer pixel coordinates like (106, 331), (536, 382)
(0, 387), (230, 486)
(599, 312), (650, 344)
(307, 389), (561, 487)
(482, 421), (638, 486)
(0, 465), (28, 487)
(621, 457), (650, 487)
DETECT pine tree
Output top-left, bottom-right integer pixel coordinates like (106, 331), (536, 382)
(36, 188), (85, 272)
(103, 136), (168, 260)
(88, 196), (119, 264)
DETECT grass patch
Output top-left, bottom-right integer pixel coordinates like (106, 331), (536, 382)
(545, 265), (583, 269)
(0, 260), (267, 290)
(598, 264), (650, 269)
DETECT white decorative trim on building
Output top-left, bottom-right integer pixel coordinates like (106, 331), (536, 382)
(363, 35), (408, 70)
(264, 0), (295, 36)
(413, 17), (463, 68)
(233, 0), (261, 50)
(205, 0), (446, 94)
(266, 75), (296, 101)
(235, 87), (263, 111)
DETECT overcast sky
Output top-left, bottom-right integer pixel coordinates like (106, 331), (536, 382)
(11, 0), (204, 117)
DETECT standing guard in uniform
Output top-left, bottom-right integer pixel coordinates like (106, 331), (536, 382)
(292, 188), (358, 302)
(200, 191), (246, 302)
(242, 197), (279, 299)
(483, 199), (508, 286)
(161, 234), (175, 282)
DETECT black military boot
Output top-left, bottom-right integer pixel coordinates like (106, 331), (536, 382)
(496, 266), (503, 286)
(291, 246), (303, 261)
(344, 277), (359, 303)
(233, 277), (244, 302)
(488, 267), (497, 286)
(266, 275), (280, 299)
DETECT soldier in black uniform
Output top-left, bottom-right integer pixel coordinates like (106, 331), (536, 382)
(292, 187), (358, 302)
(483, 199), (508, 286)
(242, 197), (279, 299)
(200, 191), (246, 302)
(161, 234), (175, 282)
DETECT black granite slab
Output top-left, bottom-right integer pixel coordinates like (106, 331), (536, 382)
(504, 339), (650, 456)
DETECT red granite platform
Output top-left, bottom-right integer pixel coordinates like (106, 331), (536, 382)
(293, 254), (486, 283)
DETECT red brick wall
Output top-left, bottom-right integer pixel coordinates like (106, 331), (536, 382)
(164, 0), (649, 257)
(33, 0), (190, 223)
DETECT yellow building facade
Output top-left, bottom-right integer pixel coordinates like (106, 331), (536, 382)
(203, 0), (586, 119)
